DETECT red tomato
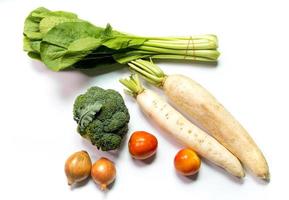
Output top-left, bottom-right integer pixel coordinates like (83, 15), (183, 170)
(174, 148), (201, 176)
(128, 131), (158, 160)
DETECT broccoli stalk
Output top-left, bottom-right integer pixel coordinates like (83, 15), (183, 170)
(73, 87), (130, 151)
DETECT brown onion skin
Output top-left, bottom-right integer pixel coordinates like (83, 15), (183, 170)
(91, 157), (116, 190)
(65, 151), (92, 185)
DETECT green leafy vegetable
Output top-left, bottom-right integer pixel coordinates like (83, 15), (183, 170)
(73, 86), (130, 151)
(24, 7), (220, 71)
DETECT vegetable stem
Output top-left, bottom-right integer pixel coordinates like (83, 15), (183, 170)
(119, 74), (144, 97)
(151, 54), (218, 62)
(143, 36), (218, 50)
(136, 46), (219, 60)
(128, 59), (166, 87)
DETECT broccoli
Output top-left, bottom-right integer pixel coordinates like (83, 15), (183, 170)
(73, 86), (130, 151)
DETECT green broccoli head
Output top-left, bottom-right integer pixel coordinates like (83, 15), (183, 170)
(73, 86), (130, 151)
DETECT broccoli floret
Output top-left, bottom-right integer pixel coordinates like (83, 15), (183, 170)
(73, 86), (130, 151)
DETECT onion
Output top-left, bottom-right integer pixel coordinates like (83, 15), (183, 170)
(64, 151), (92, 185)
(91, 157), (116, 190)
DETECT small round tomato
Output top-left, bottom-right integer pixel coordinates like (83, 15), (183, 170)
(128, 131), (158, 160)
(174, 148), (201, 176)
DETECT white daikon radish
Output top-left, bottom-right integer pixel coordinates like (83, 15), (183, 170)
(129, 59), (269, 180)
(120, 74), (244, 178)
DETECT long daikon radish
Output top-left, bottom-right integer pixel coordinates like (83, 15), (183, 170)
(120, 74), (244, 178)
(129, 59), (269, 180)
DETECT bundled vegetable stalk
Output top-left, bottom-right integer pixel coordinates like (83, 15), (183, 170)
(23, 7), (220, 71)
(129, 59), (270, 180)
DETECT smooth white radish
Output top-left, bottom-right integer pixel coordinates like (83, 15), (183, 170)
(120, 74), (244, 178)
(129, 59), (269, 180)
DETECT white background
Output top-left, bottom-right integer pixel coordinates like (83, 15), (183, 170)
(0, 0), (288, 199)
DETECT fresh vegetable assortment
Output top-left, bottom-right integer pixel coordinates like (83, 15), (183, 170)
(22, 6), (269, 192)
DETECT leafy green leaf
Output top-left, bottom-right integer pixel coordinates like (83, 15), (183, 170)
(23, 36), (33, 52)
(28, 52), (41, 60)
(77, 102), (103, 133)
(102, 24), (114, 37)
(23, 36), (41, 56)
(103, 37), (146, 50)
(72, 46), (118, 69)
(113, 51), (152, 63)
(30, 41), (41, 52)
(23, 7), (80, 58)
(23, 7), (50, 38)
(39, 16), (80, 35)
(24, 8), (148, 69)
(40, 22), (106, 71)
(68, 37), (102, 52)
(46, 11), (78, 19)
(40, 42), (68, 71)
(101, 24), (146, 50)
(42, 21), (105, 48)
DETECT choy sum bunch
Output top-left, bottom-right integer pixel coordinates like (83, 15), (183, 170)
(23, 7), (220, 71)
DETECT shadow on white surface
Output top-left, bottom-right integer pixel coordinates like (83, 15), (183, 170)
(79, 63), (125, 77)
(69, 178), (91, 190)
(30, 60), (126, 99)
(175, 171), (200, 184)
(80, 135), (128, 162)
(31, 60), (92, 98)
(89, 178), (116, 196)
(152, 59), (218, 68)
(130, 153), (157, 167)
(244, 166), (270, 185)
(202, 158), (244, 184)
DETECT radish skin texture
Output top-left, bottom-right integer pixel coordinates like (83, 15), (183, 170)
(163, 74), (269, 180)
(137, 89), (244, 178)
